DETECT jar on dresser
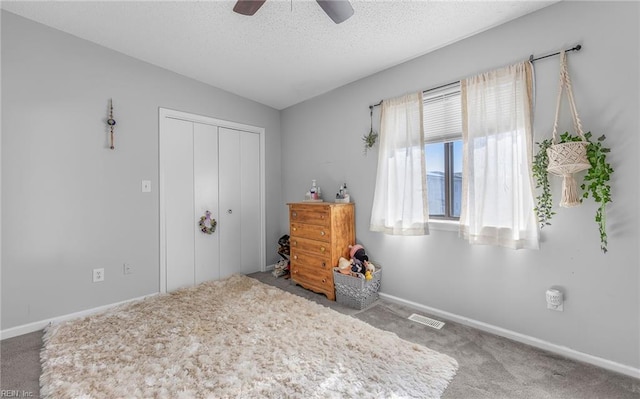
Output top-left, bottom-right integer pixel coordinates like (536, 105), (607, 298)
(287, 202), (355, 300)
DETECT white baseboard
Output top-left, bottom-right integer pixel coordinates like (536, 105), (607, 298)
(379, 292), (640, 380)
(0, 293), (158, 340)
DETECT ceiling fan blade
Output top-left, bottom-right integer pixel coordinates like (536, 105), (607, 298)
(233, 0), (267, 16)
(316, 0), (354, 24)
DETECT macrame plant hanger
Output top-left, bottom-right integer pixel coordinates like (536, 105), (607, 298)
(546, 50), (590, 207)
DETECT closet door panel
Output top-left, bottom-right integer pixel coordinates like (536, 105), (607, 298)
(218, 128), (242, 279)
(161, 109), (265, 293)
(240, 131), (261, 274)
(194, 123), (220, 283)
(162, 118), (195, 292)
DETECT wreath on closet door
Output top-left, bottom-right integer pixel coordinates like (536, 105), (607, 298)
(198, 210), (217, 234)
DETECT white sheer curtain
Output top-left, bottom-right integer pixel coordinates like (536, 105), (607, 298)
(460, 62), (539, 249)
(370, 92), (429, 235)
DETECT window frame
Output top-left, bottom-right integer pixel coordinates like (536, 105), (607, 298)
(423, 83), (462, 222)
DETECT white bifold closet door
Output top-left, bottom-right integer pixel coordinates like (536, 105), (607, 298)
(161, 118), (260, 292)
(218, 127), (261, 279)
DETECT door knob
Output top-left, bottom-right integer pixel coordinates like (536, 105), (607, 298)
(227, 209), (233, 214)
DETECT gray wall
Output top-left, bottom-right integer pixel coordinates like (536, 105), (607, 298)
(3, 1), (638, 371)
(1, 11), (283, 329)
(281, 1), (639, 368)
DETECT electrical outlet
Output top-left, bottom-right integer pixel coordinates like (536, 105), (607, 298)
(93, 268), (105, 282)
(123, 263), (134, 275)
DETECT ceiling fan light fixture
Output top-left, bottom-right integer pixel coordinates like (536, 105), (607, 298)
(233, 0), (354, 24)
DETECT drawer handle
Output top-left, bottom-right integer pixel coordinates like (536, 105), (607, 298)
(321, 262), (326, 268)
(293, 255), (298, 260)
(293, 227), (297, 231)
(292, 212), (297, 218)
(322, 278), (327, 284)
(293, 269), (298, 274)
(320, 247), (326, 253)
(292, 241), (297, 246)
(320, 231), (326, 236)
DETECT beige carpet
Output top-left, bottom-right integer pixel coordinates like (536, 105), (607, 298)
(41, 275), (458, 398)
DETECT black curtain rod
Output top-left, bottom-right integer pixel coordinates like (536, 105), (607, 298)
(368, 79), (462, 110)
(368, 44), (583, 110)
(529, 44), (582, 62)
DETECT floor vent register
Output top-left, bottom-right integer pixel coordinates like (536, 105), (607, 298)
(408, 313), (445, 330)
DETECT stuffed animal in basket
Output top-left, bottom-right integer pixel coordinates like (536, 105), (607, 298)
(337, 257), (353, 275)
(349, 244), (376, 277)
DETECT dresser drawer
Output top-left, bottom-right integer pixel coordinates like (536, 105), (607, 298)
(290, 236), (331, 257)
(290, 248), (332, 271)
(290, 263), (333, 291)
(290, 205), (330, 227)
(290, 222), (331, 242)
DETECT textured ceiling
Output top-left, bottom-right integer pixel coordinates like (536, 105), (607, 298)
(2, 1), (556, 110)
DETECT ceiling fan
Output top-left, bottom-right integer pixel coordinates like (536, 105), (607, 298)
(233, 0), (354, 24)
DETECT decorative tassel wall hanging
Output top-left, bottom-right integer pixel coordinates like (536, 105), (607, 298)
(106, 99), (117, 150)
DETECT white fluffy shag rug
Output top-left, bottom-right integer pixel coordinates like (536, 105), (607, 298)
(41, 275), (458, 398)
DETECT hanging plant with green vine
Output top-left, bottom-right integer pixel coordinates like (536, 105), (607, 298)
(533, 132), (613, 253)
(363, 105), (378, 155)
(560, 132), (613, 253)
(532, 138), (555, 229)
(362, 130), (378, 154)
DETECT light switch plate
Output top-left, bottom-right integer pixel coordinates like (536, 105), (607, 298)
(141, 180), (151, 193)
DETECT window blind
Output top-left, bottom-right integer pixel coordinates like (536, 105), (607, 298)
(423, 83), (462, 144)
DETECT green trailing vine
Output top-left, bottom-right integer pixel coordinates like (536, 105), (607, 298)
(533, 132), (613, 253)
(560, 132), (613, 253)
(532, 138), (554, 229)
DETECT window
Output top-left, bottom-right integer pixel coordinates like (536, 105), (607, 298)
(423, 83), (462, 220)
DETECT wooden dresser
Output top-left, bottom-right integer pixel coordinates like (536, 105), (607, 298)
(288, 202), (355, 300)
